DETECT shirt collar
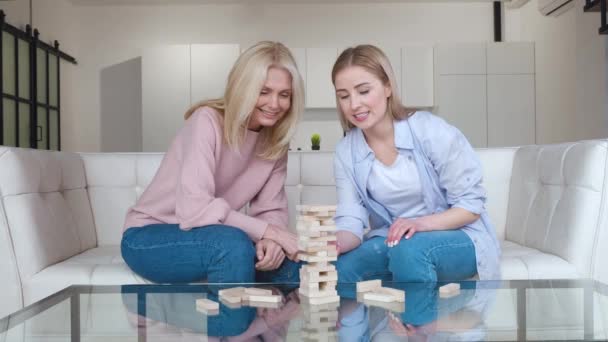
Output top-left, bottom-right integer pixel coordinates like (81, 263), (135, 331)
(352, 117), (415, 163)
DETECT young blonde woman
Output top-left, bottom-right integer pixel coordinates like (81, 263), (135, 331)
(121, 41), (304, 284)
(331, 45), (501, 283)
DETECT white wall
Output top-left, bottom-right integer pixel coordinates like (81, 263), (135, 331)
(505, 0), (608, 144)
(0, 0), (80, 152)
(68, 2), (494, 152)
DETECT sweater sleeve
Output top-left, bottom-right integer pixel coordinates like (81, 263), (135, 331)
(175, 108), (268, 241)
(247, 152), (289, 230)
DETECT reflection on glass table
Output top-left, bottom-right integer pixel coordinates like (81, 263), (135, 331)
(1, 279), (608, 341)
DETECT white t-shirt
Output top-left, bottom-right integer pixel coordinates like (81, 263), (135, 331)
(367, 152), (427, 220)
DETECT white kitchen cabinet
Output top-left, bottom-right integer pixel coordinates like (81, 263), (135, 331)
(487, 42), (535, 75)
(306, 48), (338, 108)
(487, 74), (535, 147)
(142, 45), (190, 152)
(190, 44), (240, 104)
(436, 75), (487, 148)
(379, 46), (402, 95)
(435, 43), (486, 75)
(288, 47), (307, 91)
(402, 45), (434, 108)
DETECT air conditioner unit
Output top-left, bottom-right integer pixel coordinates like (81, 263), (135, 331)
(538, 0), (576, 16)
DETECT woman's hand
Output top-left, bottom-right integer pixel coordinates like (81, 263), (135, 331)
(262, 224), (299, 261)
(255, 239), (286, 271)
(386, 218), (425, 247)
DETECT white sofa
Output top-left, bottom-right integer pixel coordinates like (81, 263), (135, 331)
(1, 140), (608, 321)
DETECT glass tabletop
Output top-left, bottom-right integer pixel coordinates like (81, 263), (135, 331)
(1, 279), (608, 341)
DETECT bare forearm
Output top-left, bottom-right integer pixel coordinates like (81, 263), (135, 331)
(416, 207), (480, 231)
(336, 230), (361, 254)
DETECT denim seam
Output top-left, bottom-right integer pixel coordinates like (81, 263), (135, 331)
(423, 241), (475, 280)
(123, 240), (221, 250)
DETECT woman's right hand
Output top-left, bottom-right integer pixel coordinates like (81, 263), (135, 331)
(262, 224), (299, 261)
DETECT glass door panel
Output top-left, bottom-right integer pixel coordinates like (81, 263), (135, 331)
(18, 103), (30, 148)
(2, 98), (16, 146)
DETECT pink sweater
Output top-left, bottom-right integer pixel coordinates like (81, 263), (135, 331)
(123, 107), (288, 241)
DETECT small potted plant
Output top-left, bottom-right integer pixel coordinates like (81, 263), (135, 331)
(311, 133), (321, 151)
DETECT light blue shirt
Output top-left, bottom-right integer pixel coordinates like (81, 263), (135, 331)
(333, 111), (501, 280)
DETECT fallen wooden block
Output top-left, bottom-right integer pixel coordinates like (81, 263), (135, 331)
(356, 279), (382, 293)
(218, 286), (246, 297)
(244, 287), (273, 296)
(439, 282), (461, 298)
(376, 287), (405, 302)
(245, 294), (282, 303)
(362, 292), (394, 303)
(195, 298), (219, 315)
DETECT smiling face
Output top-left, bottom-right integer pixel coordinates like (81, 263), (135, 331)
(248, 66), (293, 132)
(334, 65), (392, 131)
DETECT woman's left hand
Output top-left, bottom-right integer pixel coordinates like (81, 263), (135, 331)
(255, 239), (286, 271)
(386, 218), (424, 247)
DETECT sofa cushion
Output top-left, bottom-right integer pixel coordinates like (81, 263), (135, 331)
(23, 246), (149, 306)
(501, 240), (580, 280)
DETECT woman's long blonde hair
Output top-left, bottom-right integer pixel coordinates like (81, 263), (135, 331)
(331, 44), (415, 132)
(185, 41), (305, 160)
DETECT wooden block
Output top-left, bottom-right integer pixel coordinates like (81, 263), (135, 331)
(219, 297), (242, 309)
(362, 298), (405, 313)
(300, 301), (340, 312)
(321, 219), (335, 225)
(297, 215), (322, 222)
(245, 294), (281, 303)
(439, 283), (460, 298)
(297, 205), (337, 213)
(299, 235), (338, 243)
(304, 310), (339, 321)
(300, 270), (338, 282)
(219, 293), (242, 304)
(298, 254), (337, 263)
(356, 279), (382, 293)
(362, 292), (394, 303)
(301, 263), (336, 274)
(299, 244), (337, 253)
(298, 287), (338, 298)
(244, 287), (273, 296)
(303, 295), (340, 305)
(218, 286), (246, 297)
(195, 298), (219, 315)
(376, 287), (405, 302)
(245, 300), (281, 309)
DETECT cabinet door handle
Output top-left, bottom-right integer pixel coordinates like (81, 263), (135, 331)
(36, 126), (43, 142)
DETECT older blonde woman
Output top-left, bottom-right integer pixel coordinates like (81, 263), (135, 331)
(121, 41), (304, 284)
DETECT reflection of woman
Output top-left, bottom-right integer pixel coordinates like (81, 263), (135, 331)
(330, 44), (501, 283)
(121, 41), (305, 285)
(387, 283), (496, 341)
(121, 285), (301, 340)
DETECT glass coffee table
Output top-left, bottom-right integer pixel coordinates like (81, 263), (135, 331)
(1, 279), (607, 341)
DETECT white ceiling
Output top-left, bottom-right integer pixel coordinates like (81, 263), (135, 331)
(68, 0), (512, 5)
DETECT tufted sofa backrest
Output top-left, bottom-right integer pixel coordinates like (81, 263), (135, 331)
(504, 141), (608, 282)
(0, 147), (97, 280)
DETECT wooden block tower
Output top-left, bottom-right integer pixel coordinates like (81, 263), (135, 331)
(296, 205), (340, 305)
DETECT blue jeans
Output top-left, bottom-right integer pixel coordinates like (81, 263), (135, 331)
(121, 224), (300, 284)
(336, 230), (477, 284)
